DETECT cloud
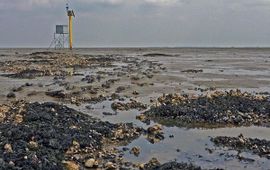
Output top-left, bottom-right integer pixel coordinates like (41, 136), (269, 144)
(0, 0), (64, 10)
(0, 0), (180, 11)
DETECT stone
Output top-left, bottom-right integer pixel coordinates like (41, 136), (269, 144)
(136, 114), (146, 121)
(147, 124), (162, 134)
(130, 146), (140, 156)
(63, 161), (80, 170)
(139, 163), (144, 170)
(4, 144), (13, 153)
(105, 162), (116, 169)
(28, 141), (38, 150)
(15, 114), (23, 123)
(84, 158), (96, 168)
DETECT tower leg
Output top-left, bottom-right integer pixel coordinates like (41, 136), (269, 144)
(69, 16), (73, 50)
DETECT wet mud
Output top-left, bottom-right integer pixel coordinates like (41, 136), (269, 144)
(0, 48), (269, 170)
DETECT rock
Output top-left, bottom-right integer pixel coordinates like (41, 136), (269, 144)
(136, 114), (146, 121)
(28, 141), (38, 150)
(63, 161), (80, 170)
(139, 163), (144, 170)
(144, 158), (160, 169)
(147, 124), (163, 134)
(103, 112), (117, 116)
(45, 90), (65, 98)
(84, 158), (96, 168)
(111, 100), (147, 111)
(132, 91), (139, 95)
(7, 92), (16, 98)
(122, 147), (129, 151)
(169, 134), (174, 138)
(14, 114), (23, 123)
(12, 86), (23, 92)
(105, 162), (116, 170)
(25, 82), (33, 86)
(130, 146), (140, 156)
(116, 86), (126, 93)
(4, 144), (13, 153)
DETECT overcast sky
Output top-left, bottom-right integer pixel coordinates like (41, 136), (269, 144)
(1, 0), (270, 47)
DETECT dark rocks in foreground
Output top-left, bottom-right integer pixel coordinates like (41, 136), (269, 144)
(211, 134), (270, 159)
(0, 101), (141, 170)
(144, 90), (270, 128)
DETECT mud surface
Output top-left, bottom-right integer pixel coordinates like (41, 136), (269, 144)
(0, 48), (269, 170)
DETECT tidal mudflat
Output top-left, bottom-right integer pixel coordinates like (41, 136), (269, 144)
(0, 48), (269, 170)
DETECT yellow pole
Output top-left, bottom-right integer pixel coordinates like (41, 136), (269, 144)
(69, 15), (73, 50)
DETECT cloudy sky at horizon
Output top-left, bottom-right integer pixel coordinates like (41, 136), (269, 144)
(1, 0), (270, 47)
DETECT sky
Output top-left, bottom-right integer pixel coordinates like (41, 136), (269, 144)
(1, 0), (270, 47)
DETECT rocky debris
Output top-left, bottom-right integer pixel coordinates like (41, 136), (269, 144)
(0, 101), (141, 169)
(136, 114), (150, 125)
(5, 69), (49, 79)
(105, 161), (116, 169)
(131, 75), (141, 81)
(116, 86), (126, 93)
(46, 89), (107, 105)
(102, 79), (120, 89)
(147, 124), (163, 134)
(103, 112), (117, 116)
(6, 92), (16, 98)
(144, 90), (270, 128)
(81, 75), (95, 84)
(45, 90), (66, 98)
(63, 161), (80, 170)
(111, 123), (142, 141)
(211, 134), (270, 159)
(84, 158), (98, 168)
(110, 93), (124, 101)
(146, 124), (165, 144)
(145, 161), (203, 170)
(182, 69), (203, 73)
(12, 86), (23, 92)
(4, 144), (13, 153)
(130, 146), (141, 156)
(133, 91), (139, 95)
(111, 99), (147, 111)
(0, 106), (9, 122)
(256, 91), (270, 95)
(0, 52), (117, 79)
(143, 158), (160, 169)
(194, 87), (216, 92)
